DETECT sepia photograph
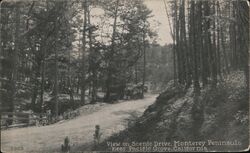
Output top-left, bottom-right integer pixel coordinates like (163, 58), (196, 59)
(0, 0), (249, 152)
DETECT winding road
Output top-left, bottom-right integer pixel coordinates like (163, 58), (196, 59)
(1, 94), (157, 153)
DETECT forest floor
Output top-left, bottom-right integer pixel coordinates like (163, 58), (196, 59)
(97, 71), (249, 152)
(1, 94), (157, 153)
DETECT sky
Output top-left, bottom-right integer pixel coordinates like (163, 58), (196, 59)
(144, 0), (173, 45)
(73, 0), (173, 49)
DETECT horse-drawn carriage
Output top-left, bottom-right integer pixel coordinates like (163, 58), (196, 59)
(104, 83), (148, 102)
(124, 83), (148, 99)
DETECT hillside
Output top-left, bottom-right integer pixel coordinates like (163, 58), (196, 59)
(97, 71), (249, 152)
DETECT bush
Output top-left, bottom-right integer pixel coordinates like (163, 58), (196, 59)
(61, 136), (70, 152)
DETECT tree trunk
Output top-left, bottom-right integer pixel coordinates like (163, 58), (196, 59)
(190, 1), (200, 94)
(54, 42), (59, 118)
(8, 3), (21, 124)
(40, 58), (45, 113)
(216, 1), (222, 80)
(211, 0), (217, 87)
(142, 32), (146, 98)
(104, 0), (119, 102)
(87, 3), (97, 103)
(179, 0), (186, 85)
(81, 0), (88, 104)
(175, 1), (181, 84)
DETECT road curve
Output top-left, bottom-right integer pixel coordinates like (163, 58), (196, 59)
(1, 94), (157, 153)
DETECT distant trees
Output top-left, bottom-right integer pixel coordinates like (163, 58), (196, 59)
(168, 0), (249, 93)
(146, 44), (174, 91)
(100, 0), (155, 101)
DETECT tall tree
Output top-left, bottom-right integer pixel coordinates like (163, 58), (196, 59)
(80, 0), (88, 104)
(8, 2), (21, 123)
(104, 0), (119, 102)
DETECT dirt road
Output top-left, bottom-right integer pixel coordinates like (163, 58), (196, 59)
(1, 94), (157, 153)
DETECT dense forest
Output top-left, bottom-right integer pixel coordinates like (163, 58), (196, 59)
(168, 0), (249, 93)
(0, 0), (174, 123)
(96, 1), (249, 152)
(0, 0), (249, 152)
